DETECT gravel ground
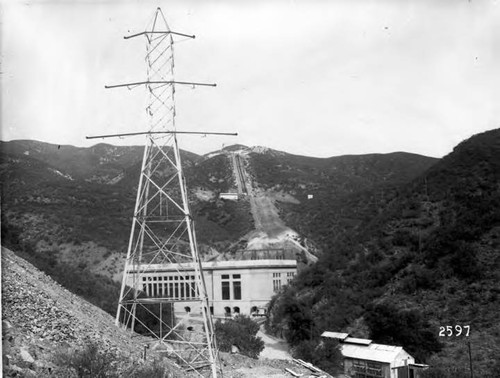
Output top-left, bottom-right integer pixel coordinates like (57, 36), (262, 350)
(220, 352), (314, 378)
(257, 328), (292, 360)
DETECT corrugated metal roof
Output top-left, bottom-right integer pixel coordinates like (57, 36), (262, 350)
(344, 337), (372, 345)
(321, 331), (413, 365)
(341, 343), (404, 363)
(409, 363), (430, 368)
(321, 331), (349, 340)
(321, 333), (373, 345)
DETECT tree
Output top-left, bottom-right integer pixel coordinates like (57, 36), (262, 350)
(214, 315), (264, 359)
(266, 287), (315, 345)
(365, 302), (442, 362)
(292, 338), (342, 376)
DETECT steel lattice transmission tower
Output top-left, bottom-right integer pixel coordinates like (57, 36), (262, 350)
(90, 8), (232, 377)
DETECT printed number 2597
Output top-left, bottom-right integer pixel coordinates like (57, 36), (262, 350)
(439, 325), (470, 337)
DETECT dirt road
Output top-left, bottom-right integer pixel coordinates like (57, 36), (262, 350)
(257, 327), (292, 360)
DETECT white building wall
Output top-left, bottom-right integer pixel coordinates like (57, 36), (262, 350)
(125, 260), (297, 317)
(390, 350), (415, 378)
(208, 266), (296, 316)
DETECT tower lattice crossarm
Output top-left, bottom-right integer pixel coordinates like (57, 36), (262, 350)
(92, 8), (231, 377)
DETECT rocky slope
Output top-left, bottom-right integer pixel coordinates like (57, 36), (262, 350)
(1, 246), (163, 376)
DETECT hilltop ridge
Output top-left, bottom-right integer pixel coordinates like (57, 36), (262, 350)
(0, 139), (435, 280)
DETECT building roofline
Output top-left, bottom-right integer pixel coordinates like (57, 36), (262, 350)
(126, 259), (297, 273)
(322, 330), (412, 364)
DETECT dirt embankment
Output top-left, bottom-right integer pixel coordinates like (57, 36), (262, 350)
(1, 247), (168, 376)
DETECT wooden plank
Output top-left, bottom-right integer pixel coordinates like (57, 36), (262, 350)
(284, 367), (303, 377)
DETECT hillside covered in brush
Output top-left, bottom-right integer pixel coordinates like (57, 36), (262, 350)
(0, 140), (434, 270)
(0, 141), (251, 271)
(0, 137), (439, 329)
(247, 149), (437, 251)
(266, 128), (500, 377)
(3, 131), (498, 375)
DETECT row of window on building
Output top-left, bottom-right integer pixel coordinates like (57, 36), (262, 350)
(273, 272), (295, 293)
(142, 275), (199, 299)
(141, 271), (296, 300)
(352, 359), (384, 377)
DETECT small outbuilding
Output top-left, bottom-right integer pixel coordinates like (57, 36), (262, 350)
(219, 192), (239, 200)
(321, 331), (429, 378)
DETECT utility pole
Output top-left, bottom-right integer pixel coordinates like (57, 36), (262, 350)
(88, 8), (235, 377)
(468, 341), (474, 378)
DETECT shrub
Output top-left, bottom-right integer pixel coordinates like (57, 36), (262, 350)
(420, 366), (471, 378)
(392, 229), (416, 247)
(266, 288), (314, 346)
(448, 240), (481, 280)
(229, 313), (260, 335)
(122, 358), (176, 378)
(52, 340), (119, 378)
(364, 302), (442, 362)
(399, 265), (436, 294)
(50, 340), (177, 378)
(215, 315), (264, 358)
(292, 338), (342, 376)
(292, 339), (318, 362)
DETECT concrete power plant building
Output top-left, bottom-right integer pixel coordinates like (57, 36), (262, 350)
(126, 259), (297, 317)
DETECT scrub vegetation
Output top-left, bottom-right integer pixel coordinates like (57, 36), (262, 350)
(214, 315), (265, 359)
(50, 340), (176, 378)
(265, 129), (500, 376)
(1, 129), (499, 376)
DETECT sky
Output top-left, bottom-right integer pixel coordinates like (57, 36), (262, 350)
(1, 0), (500, 158)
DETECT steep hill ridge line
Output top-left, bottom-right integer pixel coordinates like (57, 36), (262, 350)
(0, 139), (437, 275)
(0, 140), (200, 184)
